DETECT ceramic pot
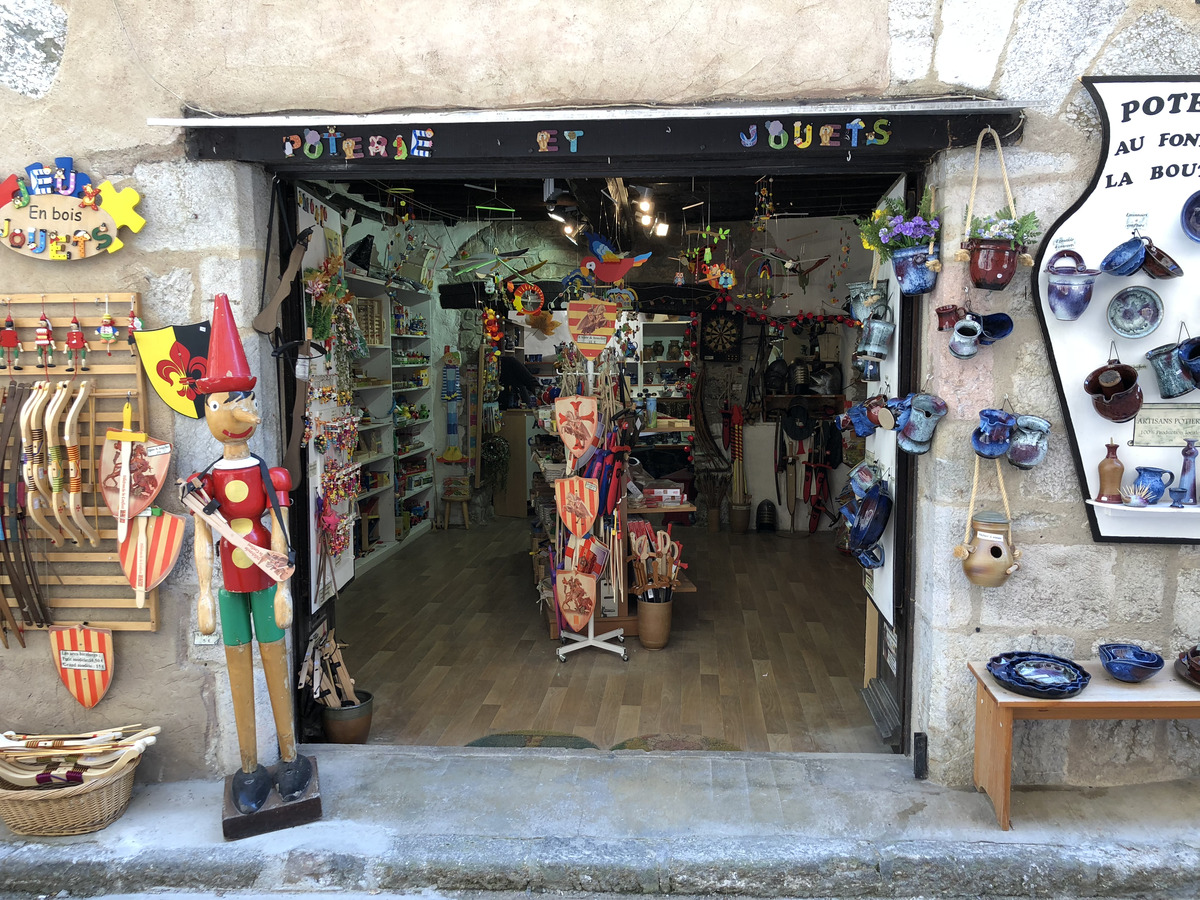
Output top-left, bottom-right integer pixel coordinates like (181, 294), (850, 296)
(1096, 442), (1124, 504)
(891, 244), (939, 295)
(972, 408), (1017, 458)
(667, 340), (682, 361)
(846, 281), (889, 323)
(979, 313), (1014, 346)
(935, 304), (967, 331)
(1084, 358), (1143, 423)
(897, 393), (947, 454)
(1170, 488), (1187, 509)
(1133, 466), (1174, 504)
(961, 511), (1020, 588)
(852, 353), (880, 381)
(1145, 342), (1195, 399)
(650, 340), (665, 360)
(322, 690), (374, 744)
(1181, 438), (1197, 504)
(964, 239), (1022, 291)
(1006, 415), (1051, 469)
(1044, 250), (1100, 321)
(1179, 337), (1200, 383)
(637, 594), (673, 650)
(857, 310), (895, 360)
(948, 317), (983, 359)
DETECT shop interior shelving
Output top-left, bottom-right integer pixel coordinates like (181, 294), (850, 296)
(389, 283), (435, 545)
(635, 315), (691, 399)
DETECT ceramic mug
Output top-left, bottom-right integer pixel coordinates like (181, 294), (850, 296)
(935, 305), (967, 331)
(948, 317), (983, 359)
(1140, 237), (1184, 279)
(1133, 466), (1175, 504)
(897, 393), (948, 455)
(971, 408), (1017, 458)
(1006, 414), (1051, 469)
(1145, 342), (1195, 399)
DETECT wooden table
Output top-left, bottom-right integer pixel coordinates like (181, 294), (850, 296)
(968, 658), (1200, 830)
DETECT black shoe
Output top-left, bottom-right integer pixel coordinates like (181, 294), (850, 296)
(274, 754), (313, 802)
(231, 764), (272, 814)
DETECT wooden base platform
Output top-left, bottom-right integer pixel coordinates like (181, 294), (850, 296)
(221, 756), (322, 841)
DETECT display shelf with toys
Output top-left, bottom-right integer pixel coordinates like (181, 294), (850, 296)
(388, 288), (434, 551)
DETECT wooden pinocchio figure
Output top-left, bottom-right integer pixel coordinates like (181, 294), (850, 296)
(65, 316), (89, 373)
(185, 293), (312, 818)
(96, 312), (118, 355)
(0, 314), (22, 370)
(127, 302), (142, 357)
(34, 314), (55, 368)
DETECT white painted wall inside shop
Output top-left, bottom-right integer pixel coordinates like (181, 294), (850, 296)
(1, 0), (1198, 785)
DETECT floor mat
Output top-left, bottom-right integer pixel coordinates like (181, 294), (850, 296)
(610, 733), (742, 752)
(466, 731), (600, 749)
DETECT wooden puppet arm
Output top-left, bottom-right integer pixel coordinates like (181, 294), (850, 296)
(271, 505), (292, 630)
(194, 513), (216, 635)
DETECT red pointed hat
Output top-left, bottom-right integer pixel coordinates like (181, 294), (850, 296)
(196, 293), (256, 393)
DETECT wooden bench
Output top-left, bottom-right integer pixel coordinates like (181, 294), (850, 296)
(968, 658), (1200, 830)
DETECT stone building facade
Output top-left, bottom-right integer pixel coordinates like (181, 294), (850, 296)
(2, 0), (1198, 787)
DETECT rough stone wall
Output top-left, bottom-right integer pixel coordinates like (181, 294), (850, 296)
(1, 0), (1199, 784)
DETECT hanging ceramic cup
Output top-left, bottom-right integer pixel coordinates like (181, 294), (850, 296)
(979, 313), (1014, 346)
(1100, 236), (1146, 276)
(897, 393), (948, 455)
(948, 316), (983, 359)
(1145, 340), (1195, 399)
(1083, 355), (1143, 423)
(971, 408), (1017, 458)
(852, 353), (881, 381)
(856, 308), (895, 360)
(935, 304), (967, 331)
(1044, 250), (1100, 321)
(1006, 415), (1051, 469)
(845, 281), (889, 323)
(1139, 237), (1184, 279)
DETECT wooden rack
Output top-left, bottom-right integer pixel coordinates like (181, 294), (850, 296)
(1, 293), (157, 632)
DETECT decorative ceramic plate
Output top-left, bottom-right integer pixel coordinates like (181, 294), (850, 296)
(1174, 656), (1200, 689)
(1181, 190), (1200, 243)
(986, 651), (1091, 699)
(1107, 287), (1163, 339)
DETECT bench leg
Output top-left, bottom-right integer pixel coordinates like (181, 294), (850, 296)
(973, 680), (1014, 830)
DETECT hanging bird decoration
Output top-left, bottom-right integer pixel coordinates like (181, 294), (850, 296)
(577, 232), (652, 285)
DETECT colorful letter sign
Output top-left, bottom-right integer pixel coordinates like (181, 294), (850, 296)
(0, 157), (145, 261)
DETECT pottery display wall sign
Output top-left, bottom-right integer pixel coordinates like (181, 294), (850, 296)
(0, 157), (145, 260)
(566, 296), (619, 360)
(1033, 77), (1200, 542)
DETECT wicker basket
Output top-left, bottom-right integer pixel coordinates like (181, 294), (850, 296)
(0, 759), (138, 836)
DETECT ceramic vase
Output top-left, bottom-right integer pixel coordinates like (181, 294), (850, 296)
(1006, 415), (1051, 469)
(891, 245), (939, 295)
(1096, 442), (1125, 504)
(1181, 438), (1197, 504)
(1145, 342), (1194, 399)
(965, 239), (1023, 291)
(948, 317), (983, 359)
(961, 511), (1020, 587)
(897, 393), (948, 454)
(972, 408), (1017, 458)
(1132, 466), (1174, 504)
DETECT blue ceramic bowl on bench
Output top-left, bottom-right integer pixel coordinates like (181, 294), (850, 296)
(1099, 643), (1164, 683)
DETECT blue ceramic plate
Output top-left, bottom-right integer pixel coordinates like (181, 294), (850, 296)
(1107, 286), (1163, 339)
(1182, 191), (1200, 243)
(987, 651), (1091, 699)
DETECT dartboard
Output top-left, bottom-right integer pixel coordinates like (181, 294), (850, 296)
(700, 311), (743, 362)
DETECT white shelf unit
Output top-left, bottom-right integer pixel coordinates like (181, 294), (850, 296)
(390, 284), (436, 544)
(633, 315), (692, 399)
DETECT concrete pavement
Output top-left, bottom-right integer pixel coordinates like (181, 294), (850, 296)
(4, 745), (1200, 898)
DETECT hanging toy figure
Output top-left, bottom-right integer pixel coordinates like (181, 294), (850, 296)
(35, 314), (55, 368)
(127, 303), (142, 357)
(179, 293), (318, 834)
(0, 314), (22, 370)
(97, 312), (118, 355)
(65, 316), (89, 373)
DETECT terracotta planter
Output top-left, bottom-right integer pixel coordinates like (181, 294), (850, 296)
(637, 595), (673, 650)
(964, 239), (1023, 291)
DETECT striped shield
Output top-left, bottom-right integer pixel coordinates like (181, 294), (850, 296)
(118, 510), (186, 594)
(555, 570), (597, 633)
(49, 625), (114, 709)
(555, 477), (599, 539)
(566, 296), (618, 360)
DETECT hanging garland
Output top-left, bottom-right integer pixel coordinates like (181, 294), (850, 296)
(703, 290), (862, 329)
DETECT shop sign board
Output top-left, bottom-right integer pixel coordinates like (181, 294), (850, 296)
(1033, 77), (1200, 542)
(0, 157), (145, 261)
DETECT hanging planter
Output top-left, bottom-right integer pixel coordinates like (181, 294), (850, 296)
(954, 127), (1041, 292)
(891, 243), (940, 295)
(855, 185), (942, 296)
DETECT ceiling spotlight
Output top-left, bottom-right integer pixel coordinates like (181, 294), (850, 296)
(564, 222), (576, 235)
(547, 211), (565, 223)
(640, 213), (653, 227)
(655, 221), (670, 237)
(638, 198), (652, 212)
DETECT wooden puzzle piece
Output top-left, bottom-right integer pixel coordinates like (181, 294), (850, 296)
(96, 181), (146, 253)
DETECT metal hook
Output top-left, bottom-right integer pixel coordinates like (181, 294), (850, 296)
(1180, 321), (1192, 343)
(1108, 339), (1120, 363)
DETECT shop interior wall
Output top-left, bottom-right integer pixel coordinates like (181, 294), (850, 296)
(4, 0), (1199, 784)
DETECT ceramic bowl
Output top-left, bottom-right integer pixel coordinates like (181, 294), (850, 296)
(986, 651), (1091, 699)
(979, 313), (1014, 346)
(1098, 643), (1164, 683)
(1181, 191), (1200, 243)
(1141, 240), (1184, 279)
(1101, 237), (1147, 275)
(847, 480), (893, 551)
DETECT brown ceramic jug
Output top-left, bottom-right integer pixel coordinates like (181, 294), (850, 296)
(1096, 442), (1124, 504)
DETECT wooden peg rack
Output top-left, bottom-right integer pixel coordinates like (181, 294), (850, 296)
(1, 293), (157, 632)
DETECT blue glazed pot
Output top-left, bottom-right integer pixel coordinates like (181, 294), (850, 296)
(1101, 237), (1146, 276)
(1044, 250), (1100, 321)
(891, 245), (939, 295)
(1179, 337), (1200, 383)
(1133, 466), (1174, 504)
(972, 408), (1017, 458)
(1145, 343), (1195, 399)
(979, 313), (1014, 346)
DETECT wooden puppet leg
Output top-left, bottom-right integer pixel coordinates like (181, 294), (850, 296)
(258, 637), (297, 763)
(225, 642), (259, 774)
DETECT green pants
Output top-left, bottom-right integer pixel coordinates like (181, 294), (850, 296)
(218, 587), (283, 646)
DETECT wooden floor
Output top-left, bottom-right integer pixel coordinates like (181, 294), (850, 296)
(336, 517), (887, 753)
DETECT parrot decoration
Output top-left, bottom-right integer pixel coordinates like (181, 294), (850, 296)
(575, 232), (652, 285)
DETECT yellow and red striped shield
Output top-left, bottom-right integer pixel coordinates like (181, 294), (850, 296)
(566, 296), (618, 360)
(119, 510), (186, 594)
(48, 625), (114, 709)
(555, 476), (599, 539)
(555, 570), (597, 633)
